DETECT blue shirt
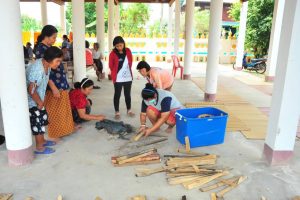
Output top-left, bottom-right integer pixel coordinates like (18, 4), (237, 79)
(35, 43), (69, 90)
(26, 59), (51, 108)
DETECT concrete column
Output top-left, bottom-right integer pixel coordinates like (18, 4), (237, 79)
(265, 0), (285, 82)
(96, 0), (105, 55)
(235, 0), (248, 70)
(174, 0), (180, 56)
(114, 3), (120, 36)
(168, 4), (173, 54)
(108, 0), (114, 51)
(263, 0), (300, 165)
(0, 0), (33, 166)
(40, 0), (48, 26)
(204, 0), (223, 101)
(72, 0), (86, 81)
(183, 0), (194, 79)
(60, 4), (66, 34)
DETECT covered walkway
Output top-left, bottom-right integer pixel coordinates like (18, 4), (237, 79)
(1, 63), (300, 199)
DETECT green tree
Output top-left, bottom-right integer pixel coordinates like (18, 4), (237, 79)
(229, 0), (274, 57)
(66, 2), (108, 34)
(21, 15), (42, 31)
(148, 20), (168, 37)
(194, 9), (210, 34)
(120, 3), (149, 35)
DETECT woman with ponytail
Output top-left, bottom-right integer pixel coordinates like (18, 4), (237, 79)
(139, 83), (184, 136)
(109, 36), (135, 120)
(35, 25), (75, 141)
(69, 78), (106, 123)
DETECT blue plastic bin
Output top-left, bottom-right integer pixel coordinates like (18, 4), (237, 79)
(175, 107), (228, 148)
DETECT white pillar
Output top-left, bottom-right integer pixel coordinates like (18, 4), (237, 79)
(204, 0), (223, 101)
(174, 0), (180, 56)
(108, 0), (114, 51)
(168, 4), (173, 54)
(263, 0), (300, 165)
(0, 0), (33, 166)
(72, 0), (86, 82)
(96, 0), (105, 55)
(265, 0), (285, 82)
(60, 4), (66, 34)
(235, 0), (248, 69)
(114, 4), (120, 36)
(40, 0), (48, 26)
(183, 0), (194, 79)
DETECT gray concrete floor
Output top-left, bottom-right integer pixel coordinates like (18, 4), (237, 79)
(0, 63), (299, 200)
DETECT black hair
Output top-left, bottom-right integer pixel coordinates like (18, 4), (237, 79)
(94, 42), (99, 49)
(74, 78), (94, 89)
(35, 25), (58, 47)
(141, 83), (158, 102)
(26, 42), (32, 46)
(63, 34), (69, 42)
(136, 61), (151, 71)
(113, 36), (126, 53)
(43, 46), (63, 63)
(85, 40), (90, 49)
(61, 46), (67, 50)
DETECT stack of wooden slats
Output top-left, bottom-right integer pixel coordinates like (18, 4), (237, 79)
(112, 148), (161, 167)
(135, 152), (247, 199)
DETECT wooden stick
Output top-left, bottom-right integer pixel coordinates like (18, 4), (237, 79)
(135, 165), (175, 177)
(114, 159), (161, 167)
(136, 138), (168, 148)
(185, 136), (191, 152)
(115, 148), (156, 162)
(130, 195), (147, 200)
(210, 193), (217, 200)
(132, 130), (145, 142)
(112, 154), (160, 164)
(177, 148), (208, 156)
(57, 195), (63, 200)
(199, 176), (240, 192)
(216, 176), (247, 197)
(95, 197), (103, 200)
(182, 171), (229, 190)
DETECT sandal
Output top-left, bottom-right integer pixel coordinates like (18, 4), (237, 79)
(93, 86), (101, 89)
(34, 147), (55, 155)
(43, 140), (57, 147)
(115, 113), (121, 120)
(127, 111), (135, 118)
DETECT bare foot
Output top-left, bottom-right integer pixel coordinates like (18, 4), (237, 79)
(165, 126), (174, 133)
(74, 124), (82, 131)
(127, 110), (135, 118)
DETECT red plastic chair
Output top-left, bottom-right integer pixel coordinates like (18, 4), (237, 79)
(171, 55), (184, 79)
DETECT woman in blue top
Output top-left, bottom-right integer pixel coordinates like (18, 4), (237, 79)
(34, 25), (75, 141)
(26, 46), (63, 154)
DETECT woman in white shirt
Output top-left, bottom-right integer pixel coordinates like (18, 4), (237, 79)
(92, 43), (104, 81)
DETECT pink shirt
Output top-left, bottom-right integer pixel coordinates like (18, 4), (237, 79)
(147, 67), (174, 89)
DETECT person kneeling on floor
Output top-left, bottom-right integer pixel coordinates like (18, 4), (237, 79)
(69, 78), (106, 123)
(139, 83), (184, 136)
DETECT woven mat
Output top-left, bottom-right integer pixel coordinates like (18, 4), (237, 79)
(189, 78), (269, 140)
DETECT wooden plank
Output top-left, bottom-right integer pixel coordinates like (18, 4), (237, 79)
(216, 176), (247, 197)
(199, 176), (239, 192)
(210, 193), (217, 200)
(113, 159), (161, 167)
(182, 171), (229, 190)
(185, 136), (191, 152)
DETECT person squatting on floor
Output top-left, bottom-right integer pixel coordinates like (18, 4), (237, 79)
(109, 36), (135, 120)
(139, 83), (184, 136)
(69, 78), (106, 123)
(136, 61), (174, 91)
(35, 25), (75, 142)
(26, 46), (63, 154)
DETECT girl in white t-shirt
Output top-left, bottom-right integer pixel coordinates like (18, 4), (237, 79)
(92, 43), (104, 81)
